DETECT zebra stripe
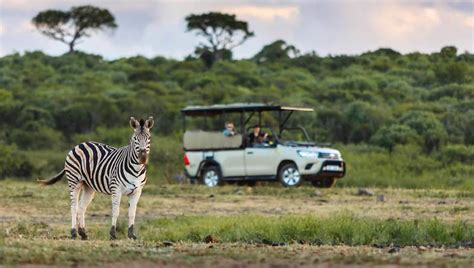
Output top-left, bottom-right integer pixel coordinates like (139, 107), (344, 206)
(40, 116), (154, 240)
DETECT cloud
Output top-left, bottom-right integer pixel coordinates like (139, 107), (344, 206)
(0, 0), (155, 12)
(465, 16), (474, 28)
(447, 1), (473, 15)
(0, 0), (471, 58)
(221, 5), (299, 21)
(374, 5), (441, 38)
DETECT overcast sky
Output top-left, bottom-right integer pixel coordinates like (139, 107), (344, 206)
(0, 0), (472, 59)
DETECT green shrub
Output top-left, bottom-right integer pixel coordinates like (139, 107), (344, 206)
(0, 144), (33, 178)
(370, 124), (420, 151)
(438, 144), (474, 164)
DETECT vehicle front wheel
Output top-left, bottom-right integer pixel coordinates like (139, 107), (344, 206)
(311, 178), (337, 188)
(200, 166), (222, 187)
(278, 163), (302, 187)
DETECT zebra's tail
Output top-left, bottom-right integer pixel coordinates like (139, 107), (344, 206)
(37, 169), (66, 186)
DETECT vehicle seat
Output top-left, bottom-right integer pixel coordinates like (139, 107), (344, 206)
(184, 130), (243, 150)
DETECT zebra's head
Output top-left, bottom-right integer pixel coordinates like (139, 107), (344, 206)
(130, 116), (154, 165)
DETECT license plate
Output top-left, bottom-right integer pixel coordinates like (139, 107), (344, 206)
(324, 165), (342, 171)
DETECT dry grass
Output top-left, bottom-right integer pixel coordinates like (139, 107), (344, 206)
(0, 180), (473, 266)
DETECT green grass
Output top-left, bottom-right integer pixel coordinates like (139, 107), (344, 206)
(1, 180), (473, 266)
(2, 214), (473, 247)
(338, 144), (474, 191)
(1, 214), (473, 266)
(147, 214), (473, 246)
(18, 142), (474, 192)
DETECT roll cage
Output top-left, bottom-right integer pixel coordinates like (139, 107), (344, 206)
(181, 103), (314, 140)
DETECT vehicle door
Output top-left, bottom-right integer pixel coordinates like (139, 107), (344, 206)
(217, 149), (246, 177)
(244, 131), (280, 176)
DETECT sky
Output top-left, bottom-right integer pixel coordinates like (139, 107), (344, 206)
(0, 0), (473, 59)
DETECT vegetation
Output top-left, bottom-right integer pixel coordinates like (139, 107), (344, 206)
(185, 12), (254, 67)
(0, 180), (473, 266)
(0, 45), (472, 189)
(32, 5), (117, 52)
(2, 6), (472, 267)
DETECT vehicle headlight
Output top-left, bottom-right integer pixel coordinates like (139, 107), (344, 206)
(297, 150), (318, 158)
(318, 152), (340, 159)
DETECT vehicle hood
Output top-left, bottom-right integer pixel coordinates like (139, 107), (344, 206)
(286, 145), (342, 159)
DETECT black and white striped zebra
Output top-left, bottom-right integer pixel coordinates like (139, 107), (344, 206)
(39, 116), (154, 240)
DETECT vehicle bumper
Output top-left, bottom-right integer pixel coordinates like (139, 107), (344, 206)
(184, 168), (198, 180)
(301, 160), (345, 180)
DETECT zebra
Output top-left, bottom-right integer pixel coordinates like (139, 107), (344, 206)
(39, 116), (154, 240)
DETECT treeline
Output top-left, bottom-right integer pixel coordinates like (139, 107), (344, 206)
(0, 45), (473, 181)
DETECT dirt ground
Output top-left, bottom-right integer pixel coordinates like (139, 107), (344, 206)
(1, 180), (473, 267)
(1, 182), (473, 224)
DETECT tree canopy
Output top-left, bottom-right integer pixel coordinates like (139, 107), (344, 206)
(253, 40), (300, 63)
(0, 45), (472, 183)
(32, 5), (117, 53)
(185, 12), (254, 67)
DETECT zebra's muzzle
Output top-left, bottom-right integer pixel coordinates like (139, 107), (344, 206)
(138, 150), (148, 164)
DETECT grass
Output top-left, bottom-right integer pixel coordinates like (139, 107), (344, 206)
(338, 144), (474, 191)
(2, 214), (473, 246)
(0, 180), (473, 266)
(2, 240), (472, 267)
(20, 142), (474, 192)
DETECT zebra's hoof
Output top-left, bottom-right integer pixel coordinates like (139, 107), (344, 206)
(128, 225), (137, 240)
(109, 226), (117, 240)
(78, 227), (88, 240)
(71, 228), (77, 240)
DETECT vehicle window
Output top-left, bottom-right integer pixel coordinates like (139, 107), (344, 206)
(247, 127), (275, 148)
(278, 128), (315, 146)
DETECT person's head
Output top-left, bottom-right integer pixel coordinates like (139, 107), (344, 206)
(129, 116), (154, 165)
(225, 122), (234, 130)
(253, 125), (261, 134)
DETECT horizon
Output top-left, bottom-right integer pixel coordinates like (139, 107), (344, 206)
(0, 44), (471, 61)
(0, 0), (473, 60)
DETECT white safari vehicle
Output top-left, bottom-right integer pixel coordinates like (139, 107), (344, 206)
(181, 103), (345, 188)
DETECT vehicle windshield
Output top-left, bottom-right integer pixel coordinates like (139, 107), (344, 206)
(278, 127), (315, 147)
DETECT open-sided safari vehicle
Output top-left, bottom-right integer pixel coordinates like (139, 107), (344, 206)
(181, 103), (345, 188)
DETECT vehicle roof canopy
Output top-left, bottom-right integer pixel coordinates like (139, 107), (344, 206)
(181, 103), (314, 116)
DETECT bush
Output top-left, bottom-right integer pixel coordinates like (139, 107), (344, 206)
(7, 127), (65, 150)
(72, 127), (132, 147)
(0, 144), (33, 178)
(438, 145), (474, 165)
(399, 111), (447, 152)
(370, 124), (420, 151)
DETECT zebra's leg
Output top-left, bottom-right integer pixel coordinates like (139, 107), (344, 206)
(109, 190), (122, 240)
(77, 185), (95, 240)
(127, 188), (143, 240)
(68, 181), (82, 240)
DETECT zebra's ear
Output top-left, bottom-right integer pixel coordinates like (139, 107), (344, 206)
(130, 117), (138, 129)
(146, 116), (154, 129)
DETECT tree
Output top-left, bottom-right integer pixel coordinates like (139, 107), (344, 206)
(399, 111), (447, 153)
(370, 124), (419, 152)
(440, 46), (457, 59)
(253, 40), (299, 63)
(185, 12), (254, 67)
(32, 5), (117, 53)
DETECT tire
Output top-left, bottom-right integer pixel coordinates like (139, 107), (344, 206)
(200, 166), (222, 187)
(278, 163), (302, 187)
(311, 178), (337, 188)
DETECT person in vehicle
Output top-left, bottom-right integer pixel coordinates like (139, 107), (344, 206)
(223, 122), (236, 137)
(253, 136), (270, 148)
(248, 125), (268, 146)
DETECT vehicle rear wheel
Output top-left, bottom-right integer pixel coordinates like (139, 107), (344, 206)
(311, 178), (337, 188)
(278, 163), (302, 187)
(200, 166), (222, 187)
